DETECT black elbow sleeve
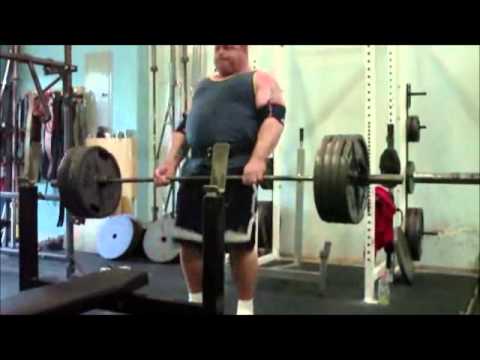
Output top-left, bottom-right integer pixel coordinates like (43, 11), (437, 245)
(257, 103), (286, 125)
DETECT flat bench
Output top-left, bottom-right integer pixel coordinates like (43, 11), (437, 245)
(0, 269), (148, 315)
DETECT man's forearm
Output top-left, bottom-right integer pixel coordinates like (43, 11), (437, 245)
(165, 131), (187, 168)
(251, 118), (284, 161)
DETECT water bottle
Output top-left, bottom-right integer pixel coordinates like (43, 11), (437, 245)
(378, 270), (390, 305)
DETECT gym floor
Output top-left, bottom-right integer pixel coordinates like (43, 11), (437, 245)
(1, 252), (478, 315)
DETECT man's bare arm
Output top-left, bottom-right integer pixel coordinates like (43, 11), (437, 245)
(251, 71), (285, 161)
(250, 119), (284, 161)
(164, 131), (188, 169)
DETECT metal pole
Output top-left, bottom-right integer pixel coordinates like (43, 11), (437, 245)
(170, 46), (177, 216)
(0, 247), (67, 261)
(202, 191), (225, 315)
(405, 84), (411, 213)
(18, 184), (38, 290)
(156, 101), (172, 161)
(0, 51), (77, 71)
(0, 54), (8, 246)
(363, 45), (377, 304)
(0, 191), (60, 201)
(294, 128), (305, 265)
(0, 59), (11, 100)
(0, 202), (7, 247)
(181, 45), (189, 112)
(151, 45), (159, 221)
(10, 45), (19, 249)
(63, 45), (75, 278)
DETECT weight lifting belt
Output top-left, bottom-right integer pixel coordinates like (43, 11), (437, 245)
(182, 71), (261, 176)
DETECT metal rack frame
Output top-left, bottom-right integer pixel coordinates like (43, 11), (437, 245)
(0, 45), (77, 277)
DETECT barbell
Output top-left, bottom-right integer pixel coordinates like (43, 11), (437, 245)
(56, 135), (480, 220)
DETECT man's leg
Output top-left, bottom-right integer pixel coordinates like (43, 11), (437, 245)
(230, 246), (258, 314)
(180, 243), (203, 303)
(175, 181), (206, 303)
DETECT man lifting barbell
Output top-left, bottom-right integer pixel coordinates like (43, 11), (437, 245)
(153, 45), (286, 315)
(55, 48), (479, 312)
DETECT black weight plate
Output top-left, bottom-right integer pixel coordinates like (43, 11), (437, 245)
(352, 135), (370, 221)
(315, 134), (369, 224)
(320, 135), (343, 222)
(316, 135), (368, 224)
(321, 135), (339, 222)
(329, 135), (352, 222)
(379, 147), (401, 175)
(342, 136), (369, 224)
(394, 227), (415, 285)
(71, 146), (122, 218)
(67, 146), (99, 218)
(407, 115), (421, 142)
(329, 135), (349, 222)
(405, 208), (424, 261)
(314, 135), (335, 222)
(406, 161), (416, 195)
(57, 147), (91, 218)
(57, 148), (77, 213)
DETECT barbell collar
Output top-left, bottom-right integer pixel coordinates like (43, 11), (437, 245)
(351, 173), (404, 187)
(366, 174), (404, 186)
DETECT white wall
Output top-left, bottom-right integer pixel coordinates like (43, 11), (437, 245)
(275, 46), (367, 263)
(250, 45), (479, 270)
(398, 46), (479, 270)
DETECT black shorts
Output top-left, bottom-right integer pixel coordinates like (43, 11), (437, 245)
(173, 168), (257, 251)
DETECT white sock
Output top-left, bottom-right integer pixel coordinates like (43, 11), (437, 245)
(237, 299), (254, 315)
(188, 292), (203, 304)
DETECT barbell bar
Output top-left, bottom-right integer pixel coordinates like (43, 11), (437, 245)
(56, 135), (479, 220)
(411, 172), (480, 185)
(96, 175), (315, 184)
(97, 172), (479, 187)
